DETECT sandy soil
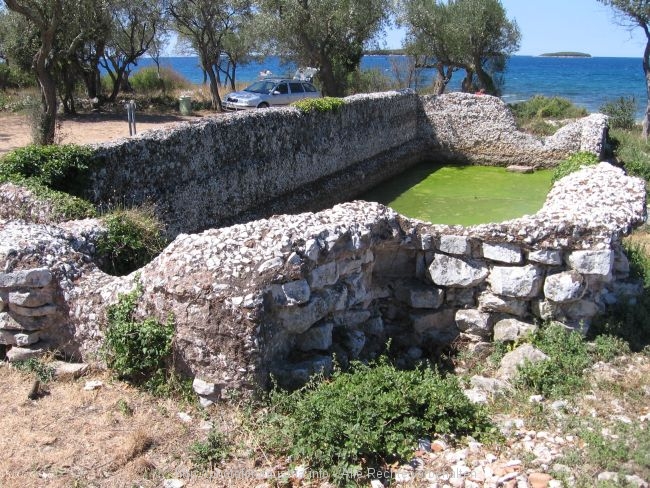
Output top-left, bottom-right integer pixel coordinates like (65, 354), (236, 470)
(0, 111), (209, 156)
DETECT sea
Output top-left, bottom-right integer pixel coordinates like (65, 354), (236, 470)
(131, 55), (648, 119)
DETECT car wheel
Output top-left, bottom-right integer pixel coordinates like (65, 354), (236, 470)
(257, 102), (269, 108)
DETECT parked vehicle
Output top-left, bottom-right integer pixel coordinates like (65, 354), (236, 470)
(223, 77), (321, 110)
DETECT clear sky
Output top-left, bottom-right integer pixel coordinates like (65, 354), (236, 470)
(384, 0), (647, 58)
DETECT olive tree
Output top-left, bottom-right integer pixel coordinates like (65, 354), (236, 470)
(168, 0), (251, 111)
(400, 0), (520, 95)
(257, 0), (392, 96)
(598, 0), (650, 137)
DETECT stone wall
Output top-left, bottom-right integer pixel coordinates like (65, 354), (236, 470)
(89, 92), (607, 237)
(2, 162), (644, 403)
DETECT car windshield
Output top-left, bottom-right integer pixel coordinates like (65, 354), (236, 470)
(244, 81), (277, 94)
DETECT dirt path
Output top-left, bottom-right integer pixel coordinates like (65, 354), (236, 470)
(0, 111), (208, 156)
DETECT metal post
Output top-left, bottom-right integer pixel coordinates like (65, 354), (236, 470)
(126, 100), (137, 136)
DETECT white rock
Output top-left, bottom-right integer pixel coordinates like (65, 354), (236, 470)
(439, 235), (470, 255)
(482, 242), (522, 264)
(493, 318), (538, 342)
(528, 249), (563, 265)
(543, 270), (585, 303)
(497, 344), (549, 380)
(429, 254), (488, 288)
(488, 265), (543, 298)
(83, 380), (103, 391)
(455, 309), (492, 338)
(567, 249), (614, 276)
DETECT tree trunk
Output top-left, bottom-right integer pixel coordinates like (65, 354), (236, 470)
(205, 64), (223, 111)
(33, 47), (57, 145)
(318, 57), (344, 97)
(475, 59), (497, 95)
(643, 36), (650, 139)
(433, 63), (454, 95)
(461, 69), (474, 93)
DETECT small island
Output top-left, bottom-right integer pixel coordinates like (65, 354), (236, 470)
(539, 52), (591, 58)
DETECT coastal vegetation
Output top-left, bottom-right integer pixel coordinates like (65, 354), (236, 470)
(509, 95), (588, 135)
(539, 51), (591, 57)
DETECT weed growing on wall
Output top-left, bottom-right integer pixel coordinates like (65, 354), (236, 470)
(257, 359), (494, 485)
(97, 206), (168, 276)
(103, 279), (175, 395)
(292, 97), (345, 113)
(551, 151), (599, 183)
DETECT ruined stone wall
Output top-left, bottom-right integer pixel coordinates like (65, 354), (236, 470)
(2, 162), (640, 401)
(89, 92), (607, 238)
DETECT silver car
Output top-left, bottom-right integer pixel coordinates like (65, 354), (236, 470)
(223, 78), (321, 110)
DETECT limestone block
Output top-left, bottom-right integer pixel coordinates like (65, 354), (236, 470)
(455, 309), (492, 338)
(488, 265), (543, 298)
(543, 270), (586, 303)
(493, 318), (538, 342)
(0, 290), (7, 311)
(338, 259), (363, 277)
(273, 355), (333, 389)
(0, 268), (52, 288)
(477, 291), (528, 317)
(6, 344), (47, 362)
(282, 280), (311, 305)
(421, 233), (434, 250)
(497, 344), (549, 380)
(482, 242), (522, 264)
(363, 317), (384, 336)
(332, 309), (372, 328)
(258, 256), (283, 274)
(428, 254), (488, 288)
(0, 330), (40, 346)
(51, 361), (89, 379)
(527, 249), (563, 266)
(304, 238), (320, 261)
(8, 288), (53, 308)
(193, 378), (218, 396)
(411, 309), (456, 333)
(531, 300), (564, 321)
(469, 375), (511, 395)
(395, 283), (444, 309)
(296, 322), (333, 351)
(344, 273), (368, 306)
(340, 329), (366, 358)
(613, 249), (630, 275)
(439, 235), (470, 255)
(445, 288), (476, 307)
(275, 294), (331, 334)
(309, 262), (339, 289)
(0, 312), (49, 331)
(8, 303), (57, 317)
(563, 299), (601, 321)
(567, 250), (614, 276)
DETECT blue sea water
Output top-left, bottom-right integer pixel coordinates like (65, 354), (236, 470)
(132, 55), (647, 118)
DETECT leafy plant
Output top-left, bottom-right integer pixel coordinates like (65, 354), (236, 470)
(600, 96), (637, 130)
(510, 95), (588, 121)
(97, 206), (167, 276)
(13, 358), (55, 382)
(551, 151), (599, 183)
(103, 279), (175, 394)
(130, 66), (191, 94)
(259, 359), (493, 484)
(610, 128), (650, 182)
(190, 429), (230, 471)
(292, 96), (345, 113)
(0, 144), (97, 197)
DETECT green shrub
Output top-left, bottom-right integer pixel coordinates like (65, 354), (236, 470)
(510, 95), (588, 121)
(103, 279), (175, 393)
(190, 429), (230, 471)
(292, 96), (345, 113)
(0, 144), (96, 197)
(523, 118), (558, 136)
(346, 68), (394, 94)
(600, 97), (637, 130)
(515, 324), (629, 398)
(130, 66), (191, 94)
(551, 151), (599, 183)
(260, 359), (493, 484)
(97, 206), (167, 276)
(610, 128), (650, 182)
(13, 358), (55, 382)
(0, 173), (97, 220)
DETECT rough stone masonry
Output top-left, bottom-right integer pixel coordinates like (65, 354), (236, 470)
(0, 159), (645, 404)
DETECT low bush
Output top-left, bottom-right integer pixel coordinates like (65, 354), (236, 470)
(103, 279), (175, 394)
(0, 144), (96, 197)
(130, 66), (191, 94)
(292, 96), (345, 113)
(515, 323), (629, 398)
(600, 96), (637, 130)
(551, 151), (599, 183)
(190, 429), (230, 471)
(346, 68), (395, 94)
(610, 128), (650, 182)
(510, 95), (588, 121)
(13, 358), (55, 382)
(259, 359), (493, 484)
(97, 206), (168, 276)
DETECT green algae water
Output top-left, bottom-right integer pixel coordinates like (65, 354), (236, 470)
(360, 163), (553, 226)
